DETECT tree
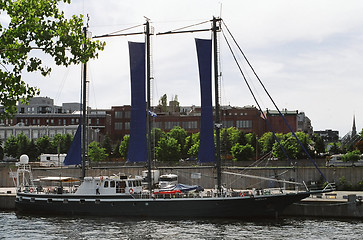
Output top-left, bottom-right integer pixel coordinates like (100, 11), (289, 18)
(168, 126), (187, 159)
(342, 150), (361, 163)
(102, 135), (113, 157)
(0, 142), (3, 161)
(4, 135), (19, 158)
(157, 94), (168, 112)
(17, 133), (30, 157)
(258, 132), (276, 155)
(27, 139), (38, 161)
(113, 142), (121, 158)
(0, 0), (105, 117)
(88, 141), (108, 162)
(155, 136), (181, 162)
(119, 135), (129, 159)
(231, 143), (254, 161)
(220, 127), (238, 156)
(313, 134), (325, 155)
(36, 135), (52, 154)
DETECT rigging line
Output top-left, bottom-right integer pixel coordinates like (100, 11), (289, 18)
(221, 29), (292, 164)
(167, 20), (211, 33)
(54, 65), (70, 104)
(102, 23), (144, 36)
(221, 20), (328, 183)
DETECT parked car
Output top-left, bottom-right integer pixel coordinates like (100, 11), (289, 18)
(326, 154), (363, 167)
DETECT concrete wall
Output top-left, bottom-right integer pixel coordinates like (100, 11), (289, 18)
(2, 162), (363, 190)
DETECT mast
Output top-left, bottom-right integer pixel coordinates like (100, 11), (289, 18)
(81, 26), (88, 179)
(145, 19), (153, 192)
(212, 17), (222, 194)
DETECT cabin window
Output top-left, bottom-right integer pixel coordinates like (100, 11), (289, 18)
(110, 181), (115, 188)
(116, 181), (121, 193)
(120, 181), (126, 193)
(104, 181), (109, 188)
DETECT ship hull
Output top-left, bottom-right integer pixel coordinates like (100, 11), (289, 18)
(15, 192), (310, 218)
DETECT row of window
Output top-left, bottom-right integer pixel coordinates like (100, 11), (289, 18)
(114, 120), (252, 131)
(0, 129), (76, 140)
(115, 111), (131, 119)
(16, 118), (101, 126)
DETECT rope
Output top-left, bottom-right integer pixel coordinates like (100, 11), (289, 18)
(221, 20), (329, 184)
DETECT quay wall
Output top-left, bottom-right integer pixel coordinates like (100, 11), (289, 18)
(1, 162), (363, 190)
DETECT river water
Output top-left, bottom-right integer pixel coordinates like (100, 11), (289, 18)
(1, 211), (362, 240)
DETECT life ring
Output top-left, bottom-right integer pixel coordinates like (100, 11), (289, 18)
(129, 188), (134, 194)
(240, 192), (245, 197)
(30, 188), (34, 193)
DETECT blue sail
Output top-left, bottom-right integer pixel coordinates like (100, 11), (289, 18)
(64, 125), (82, 165)
(195, 38), (215, 163)
(127, 41), (147, 162)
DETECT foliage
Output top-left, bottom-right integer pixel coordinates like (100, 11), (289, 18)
(272, 139), (298, 160)
(118, 135), (129, 159)
(328, 142), (341, 154)
(337, 176), (353, 191)
(312, 134), (325, 155)
(157, 94), (168, 112)
(231, 143), (254, 161)
(112, 142), (121, 158)
(168, 126), (187, 158)
(0, 0), (105, 117)
(0, 143), (3, 161)
(355, 140), (363, 153)
(36, 135), (52, 154)
(155, 136), (181, 162)
(51, 133), (73, 153)
(4, 135), (19, 158)
(258, 132), (276, 155)
(101, 135), (113, 157)
(88, 141), (108, 162)
(342, 150), (361, 163)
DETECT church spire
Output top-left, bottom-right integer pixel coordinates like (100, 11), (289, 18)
(352, 115), (357, 136)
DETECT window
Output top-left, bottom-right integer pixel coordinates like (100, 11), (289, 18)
(236, 120), (252, 129)
(222, 120), (233, 128)
(165, 121), (179, 130)
(115, 122), (122, 130)
(115, 111), (123, 118)
(125, 122), (130, 130)
(182, 121), (197, 129)
(104, 181), (109, 188)
(110, 181), (115, 188)
(152, 122), (162, 129)
(124, 111), (131, 119)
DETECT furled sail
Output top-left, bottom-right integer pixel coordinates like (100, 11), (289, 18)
(127, 41), (147, 162)
(195, 38), (215, 163)
(64, 125), (81, 165)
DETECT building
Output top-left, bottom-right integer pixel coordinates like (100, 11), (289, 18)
(0, 96), (313, 144)
(108, 104), (312, 142)
(0, 97), (110, 144)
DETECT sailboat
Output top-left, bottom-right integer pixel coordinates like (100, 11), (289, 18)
(15, 18), (331, 218)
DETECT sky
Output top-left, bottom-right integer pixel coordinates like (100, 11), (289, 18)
(18, 0), (363, 137)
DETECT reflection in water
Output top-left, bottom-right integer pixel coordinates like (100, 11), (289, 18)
(1, 212), (363, 240)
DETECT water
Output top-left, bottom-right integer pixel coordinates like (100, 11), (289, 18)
(1, 211), (363, 240)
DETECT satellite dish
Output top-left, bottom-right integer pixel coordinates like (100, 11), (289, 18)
(19, 154), (29, 164)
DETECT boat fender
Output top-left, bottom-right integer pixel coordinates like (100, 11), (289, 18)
(100, 176), (103, 181)
(129, 188), (134, 194)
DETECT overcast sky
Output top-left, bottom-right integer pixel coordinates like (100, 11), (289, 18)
(21, 0), (363, 137)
